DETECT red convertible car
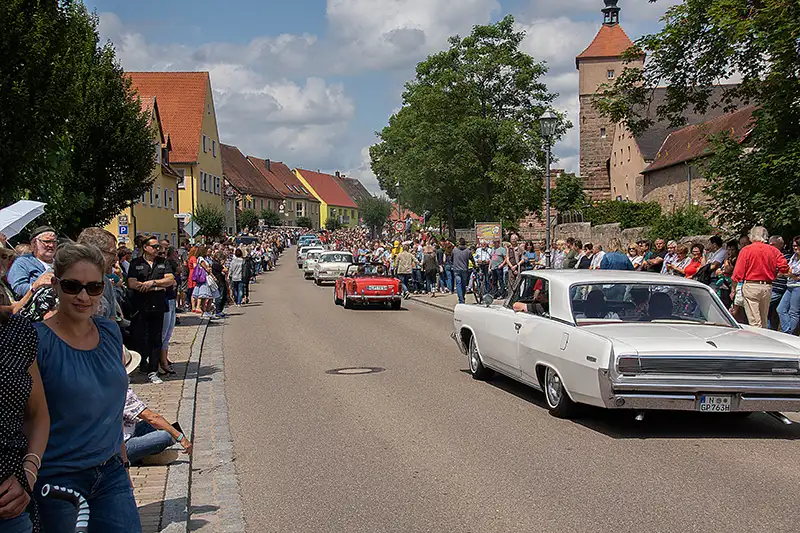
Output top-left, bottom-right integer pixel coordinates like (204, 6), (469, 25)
(334, 263), (402, 310)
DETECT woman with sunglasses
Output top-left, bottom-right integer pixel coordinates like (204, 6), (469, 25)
(776, 236), (800, 335)
(32, 243), (141, 532)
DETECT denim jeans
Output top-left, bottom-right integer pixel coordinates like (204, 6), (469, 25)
(454, 269), (471, 304)
(768, 289), (785, 330)
(491, 268), (505, 297)
(231, 280), (244, 305)
(398, 274), (412, 294)
(34, 455), (142, 533)
(0, 512), (33, 533)
(126, 421), (175, 465)
(777, 286), (800, 334)
(425, 271), (437, 293)
(439, 264), (453, 292)
(161, 299), (176, 350)
(412, 269), (423, 292)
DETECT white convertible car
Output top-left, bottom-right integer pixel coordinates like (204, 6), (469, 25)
(303, 250), (324, 279)
(313, 251), (353, 285)
(453, 270), (800, 419)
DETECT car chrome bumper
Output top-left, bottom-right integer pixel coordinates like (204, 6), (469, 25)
(349, 295), (400, 302)
(598, 369), (800, 412)
(315, 274), (341, 281)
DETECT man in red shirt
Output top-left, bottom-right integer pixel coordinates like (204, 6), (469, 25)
(732, 226), (789, 327)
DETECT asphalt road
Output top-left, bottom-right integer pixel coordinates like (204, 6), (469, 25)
(224, 254), (800, 533)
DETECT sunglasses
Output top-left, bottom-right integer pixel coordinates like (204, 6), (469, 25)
(147, 243), (162, 249)
(57, 278), (105, 296)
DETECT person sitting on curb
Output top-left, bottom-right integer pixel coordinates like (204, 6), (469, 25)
(123, 386), (193, 465)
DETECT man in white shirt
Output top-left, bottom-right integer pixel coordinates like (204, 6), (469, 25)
(590, 244), (606, 270)
(474, 240), (493, 294)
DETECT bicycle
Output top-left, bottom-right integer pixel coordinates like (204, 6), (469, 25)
(41, 483), (90, 533)
(472, 267), (486, 304)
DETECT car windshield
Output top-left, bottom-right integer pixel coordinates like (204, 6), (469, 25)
(350, 264), (386, 277)
(570, 283), (736, 327)
(307, 252), (321, 260)
(321, 253), (352, 263)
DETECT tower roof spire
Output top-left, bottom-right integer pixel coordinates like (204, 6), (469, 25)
(602, 0), (620, 26)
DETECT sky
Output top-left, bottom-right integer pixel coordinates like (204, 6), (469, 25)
(91, 0), (681, 194)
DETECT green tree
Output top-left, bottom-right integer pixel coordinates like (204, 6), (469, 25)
(583, 201), (662, 229)
(296, 216), (313, 229)
(2, 2), (155, 237)
(551, 173), (587, 213)
(238, 209), (259, 232)
(370, 16), (569, 238)
(595, 0), (800, 235)
(260, 209), (281, 227)
(359, 196), (393, 237)
(193, 204), (225, 238)
(648, 205), (713, 243)
(325, 218), (343, 231)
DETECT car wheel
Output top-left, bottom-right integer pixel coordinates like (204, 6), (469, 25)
(468, 335), (492, 380)
(297, 264), (302, 269)
(543, 366), (577, 419)
(343, 291), (354, 309)
(391, 300), (401, 310)
(334, 290), (343, 306)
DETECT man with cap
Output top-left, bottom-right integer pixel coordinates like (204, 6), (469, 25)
(7, 225), (57, 299)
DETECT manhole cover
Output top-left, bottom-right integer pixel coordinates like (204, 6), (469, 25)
(325, 367), (385, 375)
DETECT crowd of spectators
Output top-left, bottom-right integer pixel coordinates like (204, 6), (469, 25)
(0, 224), (295, 532)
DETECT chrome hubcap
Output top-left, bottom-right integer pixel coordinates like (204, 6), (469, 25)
(545, 368), (562, 407)
(470, 343), (479, 372)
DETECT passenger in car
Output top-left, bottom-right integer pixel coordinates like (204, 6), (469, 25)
(647, 292), (673, 319)
(577, 289), (620, 320)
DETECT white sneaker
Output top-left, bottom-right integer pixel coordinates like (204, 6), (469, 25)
(148, 372), (163, 384)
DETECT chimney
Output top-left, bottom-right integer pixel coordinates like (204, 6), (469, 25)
(266, 159), (271, 172)
(335, 171), (340, 178)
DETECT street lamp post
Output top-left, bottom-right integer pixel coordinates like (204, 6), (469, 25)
(539, 110), (558, 269)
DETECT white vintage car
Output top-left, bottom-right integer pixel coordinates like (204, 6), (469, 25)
(313, 251), (354, 285)
(303, 250), (324, 278)
(297, 245), (324, 269)
(452, 270), (800, 419)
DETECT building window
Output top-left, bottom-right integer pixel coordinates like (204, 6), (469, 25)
(607, 69), (615, 79)
(215, 176), (221, 195)
(149, 187), (154, 206)
(351, 209), (355, 218)
(212, 140), (217, 158)
(169, 189), (174, 210)
(156, 185), (162, 208)
(200, 172), (205, 192)
(202, 135), (207, 153)
(268, 200), (272, 210)
(155, 142), (162, 164)
(176, 168), (186, 189)
(628, 146), (631, 161)
(600, 127), (607, 138)
(296, 202), (303, 218)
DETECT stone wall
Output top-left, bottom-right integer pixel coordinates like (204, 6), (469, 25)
(579, 94), (613, 200)
(642, 163), (709, 211)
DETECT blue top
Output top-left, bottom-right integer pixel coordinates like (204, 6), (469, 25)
(34, 317), (128, 477)
(600, 251), (634, 271)
(7, 254), (49, 298)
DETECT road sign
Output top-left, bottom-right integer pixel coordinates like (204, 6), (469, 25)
(393, 221), (405, 233)
(174, 212), (192, 220)
(118, 225), (129, 235)
(117, 214), (129, 225)
(184, 220), (200, 238)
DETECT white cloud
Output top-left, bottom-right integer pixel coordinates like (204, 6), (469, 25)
(346, 146), (383, 195)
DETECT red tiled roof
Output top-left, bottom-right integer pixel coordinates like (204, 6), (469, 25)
(128, 72), (210, 163)
(389, 204), (424, 222)
(295, 169), (358, 209)
(335, 176), (373, 206)
(642, 106), (756, 174)
(247, 157), (318, 202)
(221, 144), (283, 200)
(576, 24), (636, 66)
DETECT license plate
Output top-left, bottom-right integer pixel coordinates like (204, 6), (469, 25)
(699, 395), (732, 412)
(367, 285), (388, 291)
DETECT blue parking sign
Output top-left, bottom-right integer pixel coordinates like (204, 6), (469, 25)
(119, 225), (129, 235)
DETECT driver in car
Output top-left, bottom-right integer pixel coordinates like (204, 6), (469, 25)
(512, 278), (548, 315)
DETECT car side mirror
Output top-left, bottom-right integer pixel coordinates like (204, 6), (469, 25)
(482, 294), (494, 307)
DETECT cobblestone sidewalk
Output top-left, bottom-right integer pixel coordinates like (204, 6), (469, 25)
(128, 312), (204, 533)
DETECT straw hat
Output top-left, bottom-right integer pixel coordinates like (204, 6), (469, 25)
(123, 346), (141, 376)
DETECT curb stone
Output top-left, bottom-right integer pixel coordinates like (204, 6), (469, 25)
(161, 317), (208, 533)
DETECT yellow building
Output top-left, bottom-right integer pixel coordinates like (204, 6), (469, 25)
(294, 168), (359, 228)
(105, 97), (182, 245)
(128, 72), (224, 237)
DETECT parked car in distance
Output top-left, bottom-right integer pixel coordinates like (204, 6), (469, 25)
(298, 235), (321, 248)
(313, 251), (354, 285)
(452, 270), (800, 419)
(303, 250), (324, 279)
(296, 245), (324, 269)
(235, 235), (259, 246)
(334, 263), (402, 310)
